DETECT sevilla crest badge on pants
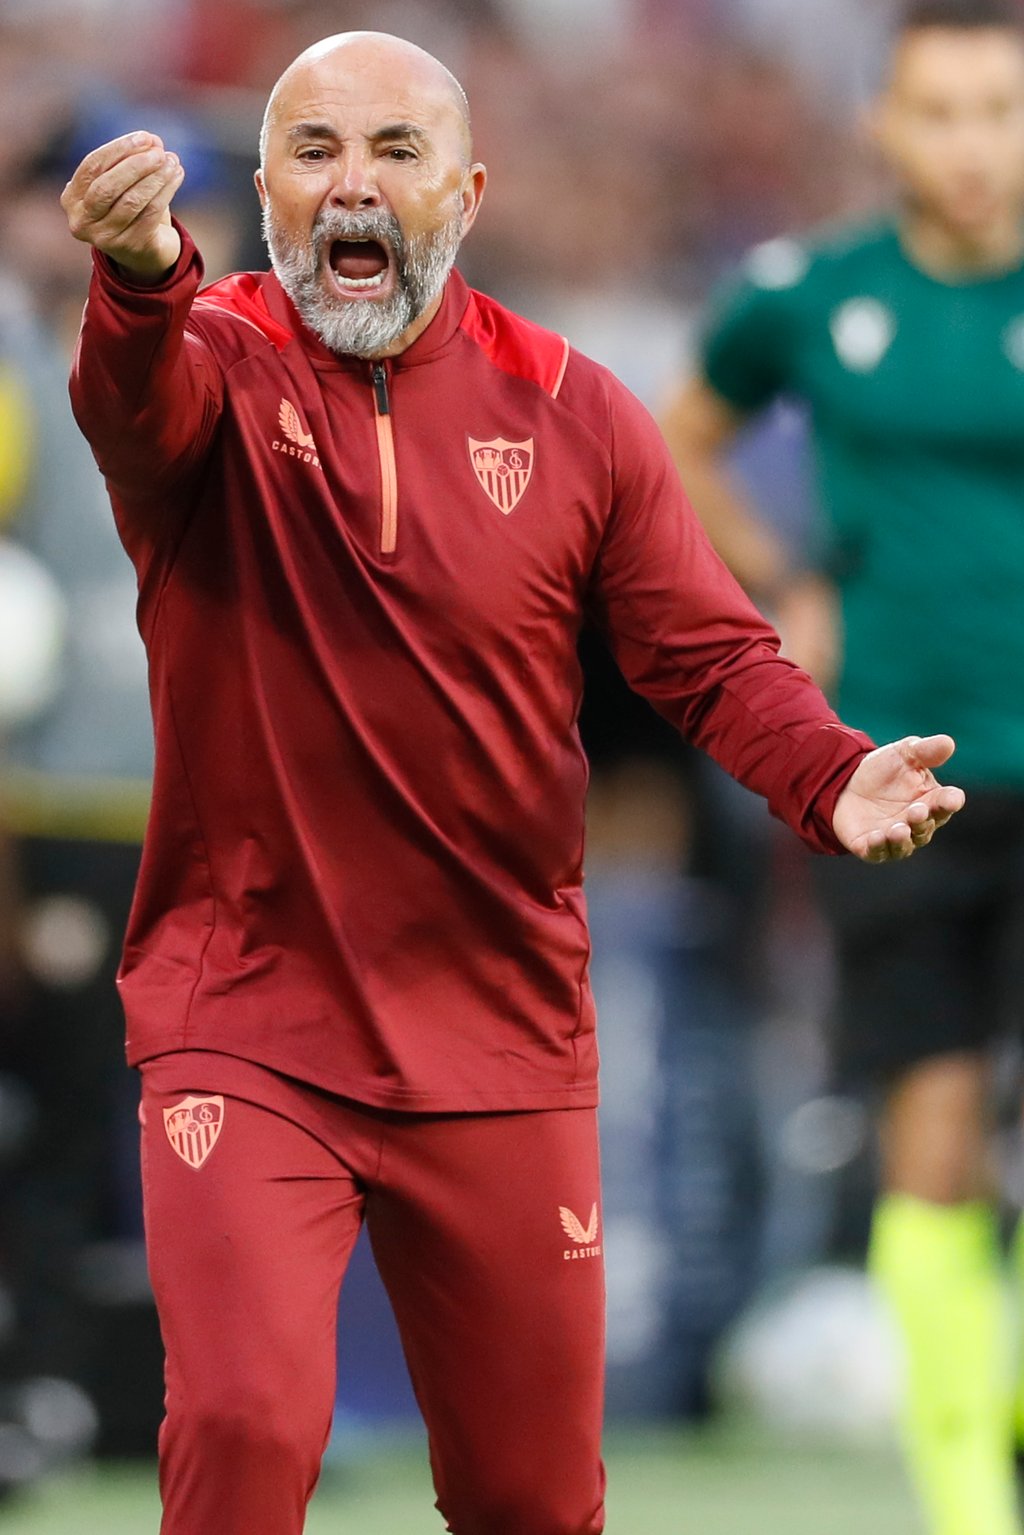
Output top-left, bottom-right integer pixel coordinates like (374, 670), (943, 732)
(163, 1095), (225, 1170)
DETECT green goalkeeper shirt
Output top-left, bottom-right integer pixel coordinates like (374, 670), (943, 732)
(702, 219), (1024, 789)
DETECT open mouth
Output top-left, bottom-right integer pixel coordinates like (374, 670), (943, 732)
(328, 239), (392, 293)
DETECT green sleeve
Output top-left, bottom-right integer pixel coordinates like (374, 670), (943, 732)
(700, 266), (801, 414)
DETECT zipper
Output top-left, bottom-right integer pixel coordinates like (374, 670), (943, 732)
(371, 361), (398, 556)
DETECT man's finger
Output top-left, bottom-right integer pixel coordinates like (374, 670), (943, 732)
(929, 798), (960, 830)
(901, 733), (956, 771)
(73, 132), (164, 189)
(858, 825), (901, 862)
(79, 147), (171, 223)
(63, 134), (165, 210)
(858, 818), (918, 863)
(102, 158), (182, 234)
(132, 160), (185, 226)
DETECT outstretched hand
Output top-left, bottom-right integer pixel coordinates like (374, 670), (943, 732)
(832, 734), (965, 863)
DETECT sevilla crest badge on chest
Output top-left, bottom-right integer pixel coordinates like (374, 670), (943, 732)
(468, 437), (534, 515)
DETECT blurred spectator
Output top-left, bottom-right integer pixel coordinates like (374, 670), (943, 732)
(0, 77), (247, 1460)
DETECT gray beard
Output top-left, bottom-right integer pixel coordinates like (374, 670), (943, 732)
(262, 200), (464, 358)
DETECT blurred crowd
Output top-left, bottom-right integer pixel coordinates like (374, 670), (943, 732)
(0, 0), (916, 1496)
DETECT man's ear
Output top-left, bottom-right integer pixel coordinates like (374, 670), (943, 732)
(254, 168), (267, 209)
(460, 163), (487, 237)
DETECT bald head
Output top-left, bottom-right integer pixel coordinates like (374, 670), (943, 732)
(260, 32), (472, 169)
(254, 28), (486, 360)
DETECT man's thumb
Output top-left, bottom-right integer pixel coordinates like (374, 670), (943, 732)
(901, 733), (956, 769)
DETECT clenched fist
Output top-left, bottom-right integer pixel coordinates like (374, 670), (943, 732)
(61, 132), (185, 283)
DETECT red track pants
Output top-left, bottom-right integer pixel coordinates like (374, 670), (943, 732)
(140, 1052), (607, 1535)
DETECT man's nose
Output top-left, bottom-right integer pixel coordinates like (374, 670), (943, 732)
(329, 152), (381, 211)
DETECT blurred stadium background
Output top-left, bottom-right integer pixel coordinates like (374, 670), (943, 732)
(0, 0), (1012, 1526)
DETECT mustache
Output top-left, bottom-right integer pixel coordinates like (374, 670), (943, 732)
(311, 207), (405, 262)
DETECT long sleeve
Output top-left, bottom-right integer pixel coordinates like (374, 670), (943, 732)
(588, 376), (873, 853)
(68, 223), (224, 500)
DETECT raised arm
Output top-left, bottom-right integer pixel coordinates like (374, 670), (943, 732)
(61, 133), (223, 496)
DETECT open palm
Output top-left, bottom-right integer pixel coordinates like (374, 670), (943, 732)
(832, 734), (965, 863)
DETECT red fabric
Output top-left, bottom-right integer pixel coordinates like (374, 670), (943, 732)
(141, 1052), (606, 1535)
(70, 225), (873, 1110)
(458, 285), (570, 395)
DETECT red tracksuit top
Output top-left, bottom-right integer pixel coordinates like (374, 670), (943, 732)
(70, 225), (873, 1111)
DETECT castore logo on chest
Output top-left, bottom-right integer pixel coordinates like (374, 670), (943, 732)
(273, 398), (322, 470)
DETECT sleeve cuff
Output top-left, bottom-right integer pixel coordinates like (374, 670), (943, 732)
(91, 219), (203, 299)
(771, 721), (876, 855)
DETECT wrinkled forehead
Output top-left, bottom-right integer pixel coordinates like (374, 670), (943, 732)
(265, 53), (468, 158)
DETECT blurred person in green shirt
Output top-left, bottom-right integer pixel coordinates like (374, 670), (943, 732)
(663, 3), (1024, 1533)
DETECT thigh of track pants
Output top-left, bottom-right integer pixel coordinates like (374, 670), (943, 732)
(140, 1057), (368, 1535)
(367, 1105), (607, 1535)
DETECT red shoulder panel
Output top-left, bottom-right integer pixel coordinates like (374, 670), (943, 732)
(192, 273), (293, 352)
(460, 289), (570, 399)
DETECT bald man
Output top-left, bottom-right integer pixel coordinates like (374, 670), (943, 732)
(61, 31), (963, 1535)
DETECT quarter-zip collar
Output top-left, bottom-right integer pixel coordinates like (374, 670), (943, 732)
(260, 268), (473, 374)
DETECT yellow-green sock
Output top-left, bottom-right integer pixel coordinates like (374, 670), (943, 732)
(870, 1194), (1019, 1535)
(1009, 1215), (1024, 1450)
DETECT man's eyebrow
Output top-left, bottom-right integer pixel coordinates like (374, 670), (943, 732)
(369, 123), (431, 148)
(285, 122), (340, 143)
(283, 121), (432, 149)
